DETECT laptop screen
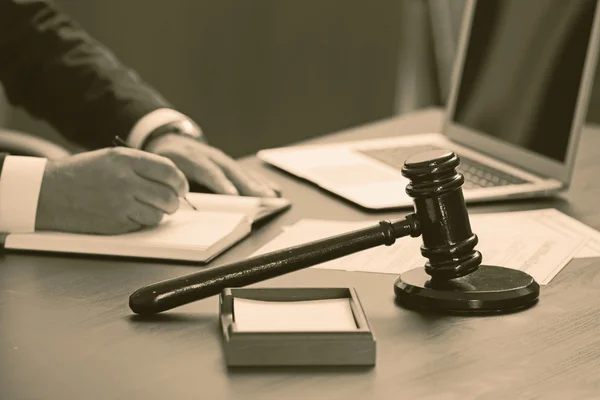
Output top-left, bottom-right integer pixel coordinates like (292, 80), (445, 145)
(450, 0), (597, 163)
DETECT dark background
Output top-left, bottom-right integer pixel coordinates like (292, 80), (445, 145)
(4, 0), (600, 157)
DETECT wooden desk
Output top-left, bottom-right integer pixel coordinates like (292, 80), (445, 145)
(2, 108), (600, 399)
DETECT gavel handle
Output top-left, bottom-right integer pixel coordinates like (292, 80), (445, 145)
(129, 213), (421, 315)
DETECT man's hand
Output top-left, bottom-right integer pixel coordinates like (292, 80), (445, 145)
(35, 147), (189, 234)
(145, 133), (279, 197)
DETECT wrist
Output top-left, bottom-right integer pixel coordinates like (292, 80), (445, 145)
(35, 161), (59, 231)
(144, 132), (187, 153)
(141, 119), (204, 152)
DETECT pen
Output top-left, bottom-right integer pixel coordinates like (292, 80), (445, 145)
(112, 135), (198, 211)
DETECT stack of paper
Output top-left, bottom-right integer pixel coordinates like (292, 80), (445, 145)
(251, 209), (600, 285)
(233, 298), (357, 332)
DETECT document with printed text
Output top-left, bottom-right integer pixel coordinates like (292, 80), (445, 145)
(251, 208), (600, 285)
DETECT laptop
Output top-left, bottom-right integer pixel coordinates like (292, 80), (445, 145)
(257, 0), (600, 210)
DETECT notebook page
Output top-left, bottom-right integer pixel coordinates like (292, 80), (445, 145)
(116, 210), (248, 248)
(183, 193), (291, 222)
(184, 193), (261, 213)
(5, 210), (250, 261)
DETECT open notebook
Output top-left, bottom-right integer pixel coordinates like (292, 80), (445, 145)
(0, 193), (291, 263)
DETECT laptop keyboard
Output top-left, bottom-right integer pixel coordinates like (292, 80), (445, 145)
(357, 145), (529, 189)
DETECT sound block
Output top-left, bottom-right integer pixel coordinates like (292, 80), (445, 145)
(394, 265), (539, 314)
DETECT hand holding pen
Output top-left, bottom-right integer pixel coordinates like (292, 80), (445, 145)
(113, 135), (198, 210)
(35, 143), (192, 234)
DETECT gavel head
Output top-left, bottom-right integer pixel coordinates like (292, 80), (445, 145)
(401, 150), (482, 281)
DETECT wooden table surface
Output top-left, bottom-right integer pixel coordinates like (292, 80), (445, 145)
(2, 108), (600, 400)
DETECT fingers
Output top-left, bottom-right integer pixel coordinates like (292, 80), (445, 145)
(247, 170), (282, 197)
(142, 139), (278, 197)
(186, 157), (240, 196)
(208, 150), (277, 197)
(127, 200), (166, 228)
(128, 150), (189, 196)
(133, 179), (180, 215)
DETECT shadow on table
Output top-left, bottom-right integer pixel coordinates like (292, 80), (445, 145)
(226, 364), (374, 375)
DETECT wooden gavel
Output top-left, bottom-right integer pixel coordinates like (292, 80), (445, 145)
(129, 149), (538, 315)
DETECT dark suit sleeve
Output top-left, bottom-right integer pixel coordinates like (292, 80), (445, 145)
(0, 0), (173, 149)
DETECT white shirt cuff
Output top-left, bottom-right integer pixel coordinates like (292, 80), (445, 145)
(0, 156), (47, 233)
(127, 108), (198, 149)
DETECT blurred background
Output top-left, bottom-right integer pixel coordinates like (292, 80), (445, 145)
(2, 0), (600, 158)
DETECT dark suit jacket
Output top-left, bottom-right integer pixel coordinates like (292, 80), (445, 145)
(0, 0), (173, 172)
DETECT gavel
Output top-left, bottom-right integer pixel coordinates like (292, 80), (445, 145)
(129, 150), (539, 315)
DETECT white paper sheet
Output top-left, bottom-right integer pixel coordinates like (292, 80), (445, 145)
(251, 208), (600, 285)
(182, 193), (291, 223)
(233, 298), (357, 332)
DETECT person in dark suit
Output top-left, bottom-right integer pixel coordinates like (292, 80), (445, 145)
(0, 0), (277, 235)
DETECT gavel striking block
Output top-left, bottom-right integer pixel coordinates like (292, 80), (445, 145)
(129, 150), (539, 316)
(393, 150), (539, 313)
